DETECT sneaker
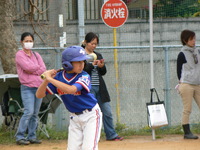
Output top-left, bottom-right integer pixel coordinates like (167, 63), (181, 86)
(16, 139), (30, 145)
(29, 139), (42, 144)
(107, 136), (124, 141)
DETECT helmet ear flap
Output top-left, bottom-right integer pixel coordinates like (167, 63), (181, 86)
(62, 61), (73, 71)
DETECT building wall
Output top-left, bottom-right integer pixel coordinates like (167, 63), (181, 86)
(65, 18), (200, 47)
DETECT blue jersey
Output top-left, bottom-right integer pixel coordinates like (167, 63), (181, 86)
(46, 70), (97, 113)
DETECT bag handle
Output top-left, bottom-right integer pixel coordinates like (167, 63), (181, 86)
(150, 88), (160, 103)
(33, 51), (37, 59)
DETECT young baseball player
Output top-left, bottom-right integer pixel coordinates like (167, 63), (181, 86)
(36, 46), (102, 150)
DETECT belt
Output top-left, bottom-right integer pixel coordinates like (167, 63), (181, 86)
(74, 109), (92, 115)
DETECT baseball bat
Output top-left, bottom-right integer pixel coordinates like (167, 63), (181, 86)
(86, 53), (97, 63)
(40, 68), (64, 80)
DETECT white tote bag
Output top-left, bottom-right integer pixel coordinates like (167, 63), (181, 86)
(146, 88), (168, 129)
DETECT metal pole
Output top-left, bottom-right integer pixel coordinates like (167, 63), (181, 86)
(149, 0), (154, 89)
(113, 28), (120, 123)
(78, 0), (85, 45)
(55, 0), (66, 130)
(55, 48), (62, 130)
(149, 0), (155, 140)
(164, 47), (171, 126)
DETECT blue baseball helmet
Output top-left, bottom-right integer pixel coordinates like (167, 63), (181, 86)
(62, 46), (88, 71)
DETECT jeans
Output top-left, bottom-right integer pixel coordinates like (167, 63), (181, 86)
(91, 85), (118, 140)
(15, 85), (42, 141)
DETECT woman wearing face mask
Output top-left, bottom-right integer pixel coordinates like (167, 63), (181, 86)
(15, 32), (46, 145)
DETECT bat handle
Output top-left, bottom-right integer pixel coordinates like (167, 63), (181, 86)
(40, 74), (46, 80)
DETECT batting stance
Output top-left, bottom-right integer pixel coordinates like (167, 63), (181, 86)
(36, 46), (102, 150)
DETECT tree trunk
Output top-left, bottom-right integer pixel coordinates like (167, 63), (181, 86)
(0, 0), (18, 74)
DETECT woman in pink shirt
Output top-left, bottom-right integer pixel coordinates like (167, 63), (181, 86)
(15, 32), (46, 145)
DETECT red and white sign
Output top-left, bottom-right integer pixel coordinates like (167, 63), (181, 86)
(101, 0), (128, 28)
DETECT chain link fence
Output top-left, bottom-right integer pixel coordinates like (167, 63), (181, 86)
(0, 47), (200, 130)
(97, 46), (200, 129)
(27, 45), (200, 130)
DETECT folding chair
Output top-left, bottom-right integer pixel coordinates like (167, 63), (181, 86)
(4, 88), (63, 139)
(38, 94), (62, 138)
(0, 74), (62, 138)
(0, 86), (23, 138)
(0, 74), (22, 137)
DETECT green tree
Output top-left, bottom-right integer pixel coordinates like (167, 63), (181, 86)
(0, 0), (18, 74)
(154, 0), (199, 18)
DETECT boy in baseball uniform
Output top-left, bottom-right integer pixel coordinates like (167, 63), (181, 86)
(36, 46), (102, 150)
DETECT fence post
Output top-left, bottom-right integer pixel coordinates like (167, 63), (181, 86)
(54, 48), (63, 130)
(113, 28), (121, 123)
(164, 47), (171, 126)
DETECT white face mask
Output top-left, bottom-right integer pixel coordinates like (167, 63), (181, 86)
(24, 42), (34, 49)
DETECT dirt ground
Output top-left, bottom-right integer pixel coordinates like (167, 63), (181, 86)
(1, 134), (200, 150)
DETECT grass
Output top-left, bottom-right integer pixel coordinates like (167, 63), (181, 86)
(0, 124), (68, 144)
(107, 122), (200, 139)
(1, 122), (200, 144)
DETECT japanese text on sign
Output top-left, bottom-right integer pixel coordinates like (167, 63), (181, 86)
(104, 8), (125, 19)
(101, 0), (128, 28)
